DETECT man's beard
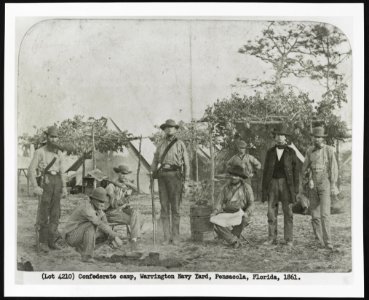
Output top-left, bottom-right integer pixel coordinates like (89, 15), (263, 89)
(314, 142), (323, 149)
(47, 141), (59, 151)
(230, 179), (241, 185)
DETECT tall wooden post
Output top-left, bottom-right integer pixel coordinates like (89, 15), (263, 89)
(209, 126), (215, 206)
(82, 158), (86, 193)
(195, 142), (199, 182)
(137, 136), (142, 193)
(92, 124), (96, 188)
(336, 140), (340, 188)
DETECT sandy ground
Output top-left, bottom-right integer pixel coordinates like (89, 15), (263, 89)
(17, 168), (351, 273)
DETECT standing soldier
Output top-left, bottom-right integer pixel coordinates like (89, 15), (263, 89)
(226, 140), (261, 185)
(262, 124), (299, 246)
(151, 119), (190, 245)
(301, 126), (338, 250)
(28, 126), (67, 252)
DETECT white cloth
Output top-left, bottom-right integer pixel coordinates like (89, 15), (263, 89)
(210, 209), (244, 227)
(276, 148), (284, 161)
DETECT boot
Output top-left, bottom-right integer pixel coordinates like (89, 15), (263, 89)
(81, 255), (95, 263)
(48, 242), (62, 250)
(39, 243), (49, 253)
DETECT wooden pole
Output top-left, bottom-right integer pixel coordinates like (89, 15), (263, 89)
(195, 142), (199, 182)
(193, 122), (199, 182)
(92, 125), (96, 189)
(336, 140), (340, 188)
(137, 136), (142, 193)
(82, 158), (86, 193)
(209, 126), (215, 206)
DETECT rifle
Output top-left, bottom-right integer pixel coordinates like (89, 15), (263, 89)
(105, 178), (138, 193)
(149, 173), (157, 245)
(34, 157), (57, 253)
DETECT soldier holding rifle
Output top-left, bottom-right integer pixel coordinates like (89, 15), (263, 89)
(28, 126), (67, 253)
(151, 119), (190, 245)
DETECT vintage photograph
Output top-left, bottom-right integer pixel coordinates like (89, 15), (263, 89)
(15, 17), (353, 275)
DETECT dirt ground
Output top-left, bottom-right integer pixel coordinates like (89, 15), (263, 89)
(17, 167), (351, 273)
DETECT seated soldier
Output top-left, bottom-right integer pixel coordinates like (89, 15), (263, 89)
(60, 187), (124, 263)
(210, 165), (254, 249)
(99, 165), (142, 251)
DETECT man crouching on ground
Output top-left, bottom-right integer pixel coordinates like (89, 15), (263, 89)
(60, 187), (124, 262)
(210, 165), (254, 249)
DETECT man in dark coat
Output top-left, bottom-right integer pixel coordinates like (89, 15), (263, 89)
(262, 124), (299, 246)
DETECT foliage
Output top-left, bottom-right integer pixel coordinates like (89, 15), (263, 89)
(150, 120), (212, 161)
(237, 21), (312, 92)
(303, 23), (351, 108)
(209, 21), (351, 153)
(187, 180), (212, 206)
(204, 88), (319, 151)
(18, 115), (133, 156)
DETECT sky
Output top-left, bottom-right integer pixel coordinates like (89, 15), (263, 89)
(16, 18), (352, 137)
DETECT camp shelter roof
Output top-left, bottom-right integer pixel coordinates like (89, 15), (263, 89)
(129, 138), (156, 169)
(18, 156), (31, 169)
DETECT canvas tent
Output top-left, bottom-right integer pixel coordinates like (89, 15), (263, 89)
(66, 138), (158, 194)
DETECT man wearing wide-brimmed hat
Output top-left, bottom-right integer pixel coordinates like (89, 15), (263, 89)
(99, 164), (142, 251)
(226, 140), (261, 185)
(210, 165), (254, 249)
(262, 124), (299, 247)
(60, 187), (124, 262)
(28, 126), (68, 253)
(151, 119), (190, 245)
(301, 126), (338, 250)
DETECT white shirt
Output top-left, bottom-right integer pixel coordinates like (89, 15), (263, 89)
(276, 148), (284, 161)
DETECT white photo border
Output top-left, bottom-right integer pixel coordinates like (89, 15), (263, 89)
(4, 2), (364, 297)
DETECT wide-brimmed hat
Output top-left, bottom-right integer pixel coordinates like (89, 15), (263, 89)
(312, 126), (327, 137)
(160, 119), (180, 130)
(45, 126), (58, 137)
(113, 165), (132, 174)
(273, 124), (291, 136)
(90, 187), (108, 203)
(227, 165), (248, 179)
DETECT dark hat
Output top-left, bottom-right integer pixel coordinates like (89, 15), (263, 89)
(90, 187), (108, 203)
(227, 165), (248, 179)
(45, 126), (58, 136)
(312, 126), (327, 137)
(113, 164), (132, 174)
(273, 124), (291, 136)
(160, 119), (180, 130)
(235, 140), (247, 149)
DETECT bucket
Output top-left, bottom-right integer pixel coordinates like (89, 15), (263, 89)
(190, 205), (214, 241)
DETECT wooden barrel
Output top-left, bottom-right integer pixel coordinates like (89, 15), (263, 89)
(190, 205), (214, 241)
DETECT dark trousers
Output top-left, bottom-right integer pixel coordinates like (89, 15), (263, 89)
(267, 178), (293, 242)
(214, 213), (251, 244)
(158, 170), (183, 241)
(39, 174), (62, 245)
